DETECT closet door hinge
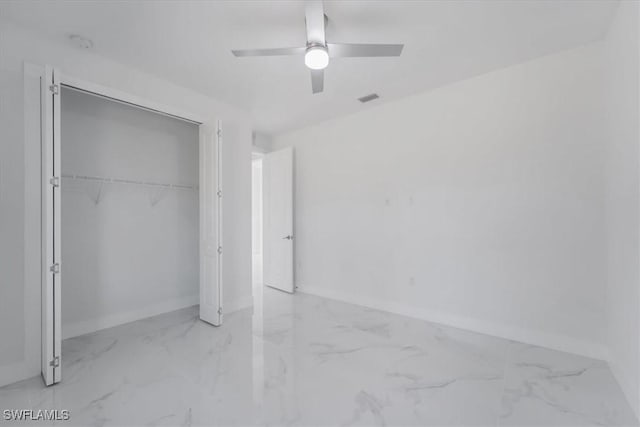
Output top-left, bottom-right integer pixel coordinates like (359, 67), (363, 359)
(49, 177), (60, 188)
(49, 356), (60, 368)
(49, 84), (59, 95)
(217, 190), (222, 198)
(217, 246), (223, 255)
(217, 307), (223, 316)
(216, 129), (222, 138)
(49, 263), (60, 274)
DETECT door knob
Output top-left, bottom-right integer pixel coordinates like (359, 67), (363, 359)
(283, 235), (293, 240)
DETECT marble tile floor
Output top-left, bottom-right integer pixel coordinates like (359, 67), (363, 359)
(0, 287), (637, 427)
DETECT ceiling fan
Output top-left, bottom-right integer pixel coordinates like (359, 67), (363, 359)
(231, 0), (404, 94)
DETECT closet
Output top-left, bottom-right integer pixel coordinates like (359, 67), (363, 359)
(60, 87), (200, 338)
(37, 67), (221, 386)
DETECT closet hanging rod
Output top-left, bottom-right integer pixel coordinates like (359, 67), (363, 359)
(61, 84), (202, 126)
(61, 174), (198, 190)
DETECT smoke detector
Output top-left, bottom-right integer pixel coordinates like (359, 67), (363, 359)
(69, 35), (93, 49)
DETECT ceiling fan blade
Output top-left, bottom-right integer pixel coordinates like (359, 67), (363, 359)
(310, 69), (324, 94)
(231, 47), (306, 57)
(305, 0), (326, 46)
(327, 43), (404, 57)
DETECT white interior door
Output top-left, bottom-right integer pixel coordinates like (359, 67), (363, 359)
(41, 65), (61, 385)
(199, 121), (223, 325)
(263, 147), (294, 293)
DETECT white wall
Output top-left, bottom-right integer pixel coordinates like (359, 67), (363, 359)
(272, 42), (608, 359)
(252, 132), (272, 153)
(603, 0), (640, 418)
(252, 159), (264, 256)
(252, 159), (264, 287)
(60, 88), (200, 338)
(0, 22), (253, 387)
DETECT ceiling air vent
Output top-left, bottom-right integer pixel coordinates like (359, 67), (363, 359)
(358, 93), (379, 103)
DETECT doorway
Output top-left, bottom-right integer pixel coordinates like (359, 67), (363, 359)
(39, 66), (223, 386)
(255, 147), (295, 294)
(60, 87), (200, 339)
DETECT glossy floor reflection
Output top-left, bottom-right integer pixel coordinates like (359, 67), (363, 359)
(1, 287), (637, 426)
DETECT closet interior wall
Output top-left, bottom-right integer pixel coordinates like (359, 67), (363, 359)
(60, 87), (200, 339)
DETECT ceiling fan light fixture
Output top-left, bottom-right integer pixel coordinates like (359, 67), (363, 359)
(305, 46), (329, 70)
(231, 1), (404, 93)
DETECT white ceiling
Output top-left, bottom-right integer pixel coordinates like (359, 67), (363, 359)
(1, 0), (618, 135)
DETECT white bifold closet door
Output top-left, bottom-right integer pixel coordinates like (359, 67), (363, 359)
(263, 147), (294, 293)
(42, 65), (61, 386)
(199, 123), (223, 326)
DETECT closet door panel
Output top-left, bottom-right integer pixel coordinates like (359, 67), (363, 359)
(199, 122), (222, 326)
(41, 65), (62, 385)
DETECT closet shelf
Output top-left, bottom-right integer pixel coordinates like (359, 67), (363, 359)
(61, 174), (198, 190)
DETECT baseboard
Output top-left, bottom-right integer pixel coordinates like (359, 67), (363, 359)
(62, 294), (199, 339)
(0, 360), (39, 388)
(608, 353), (640, 420)
(298, 285), (607, 361)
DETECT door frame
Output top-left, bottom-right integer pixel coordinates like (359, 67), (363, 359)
(38, 68), (224, 385)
